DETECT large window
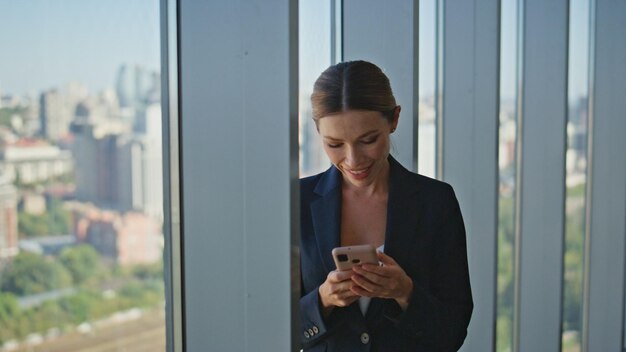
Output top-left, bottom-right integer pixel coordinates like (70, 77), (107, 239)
(0, 2), (165, 350)
(299, 0), (340, 177)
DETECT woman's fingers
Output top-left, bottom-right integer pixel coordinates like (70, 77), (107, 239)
(351, 272), (384, 293)
(350, 284), (375, 297)
(335, 295), (359, 307)
(327, 269), (353, 283)
(353, 265), (388, 283)
(321, 254), (413, 307)
(377, 250), (398, 265)
(349, 253), (411, 300)
(320, 269), (360, 308)
(329, 279), (355, 295)
(329, 284), (359, 307)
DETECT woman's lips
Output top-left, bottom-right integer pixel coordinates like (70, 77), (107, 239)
(345, 165), (371, 180)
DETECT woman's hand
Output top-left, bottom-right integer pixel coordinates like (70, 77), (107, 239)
(318, 270), (360, 318)
(350, 251), (414, 310)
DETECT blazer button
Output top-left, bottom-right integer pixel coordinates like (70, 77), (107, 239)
(360, 332), (370, 344)
(308, 328), (314, 336)
(304, 331), (310, 339)
(312, 326), (319, 334)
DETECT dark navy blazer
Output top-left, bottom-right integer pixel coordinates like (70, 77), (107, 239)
(300, 156), (473, 352)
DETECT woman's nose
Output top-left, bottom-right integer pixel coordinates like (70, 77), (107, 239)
(345, 146), (363, 166)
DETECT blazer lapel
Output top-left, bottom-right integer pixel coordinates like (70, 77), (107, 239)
(310, 166), (342, 273)
(366, 156), (422, 321)
(383, 156), (421, 266)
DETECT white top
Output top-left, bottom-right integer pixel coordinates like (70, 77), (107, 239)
(359, 244), (384, 315)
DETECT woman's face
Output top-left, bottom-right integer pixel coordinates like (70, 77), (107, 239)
(318, 109), (397, 189)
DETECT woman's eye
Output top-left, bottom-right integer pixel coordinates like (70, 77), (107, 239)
(327, 143), (342, 148)
(362, 137), (378, 144)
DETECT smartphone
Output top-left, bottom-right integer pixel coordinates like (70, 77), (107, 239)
(332, 244), (379, 271)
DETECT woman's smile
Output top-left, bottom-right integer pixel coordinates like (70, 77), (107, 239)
(343, 165), (372, 180)
(318, 109), (395, 191)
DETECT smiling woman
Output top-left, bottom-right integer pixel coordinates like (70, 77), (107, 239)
(299, 60), (473, 351)
(312, 61), (399, 191)
(319, 110), (396, 189)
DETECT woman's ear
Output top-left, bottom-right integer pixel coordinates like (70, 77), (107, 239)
(391, 105), (401, 131)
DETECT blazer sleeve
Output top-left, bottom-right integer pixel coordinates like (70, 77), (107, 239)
(381, 185), (473, 351)
(300, 279), (352, 349)
(299, 283), (328, 348)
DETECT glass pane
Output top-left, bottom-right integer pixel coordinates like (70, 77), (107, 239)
(299, 0), (336, 177)
(417, 0), (437, 178)
(496, 0), (520, 351)
(562, 0), (591, 351)
(0, 1), (166, 350)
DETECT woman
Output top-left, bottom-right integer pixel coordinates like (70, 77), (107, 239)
(300, 60), (473, 351)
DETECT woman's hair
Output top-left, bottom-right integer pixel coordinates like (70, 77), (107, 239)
(310, 60), (397, 123)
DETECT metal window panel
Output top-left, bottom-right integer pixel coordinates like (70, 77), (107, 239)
(330, 0), (343, 64)
(440, 0), (500, 351)
(583, 0), (626, 350)
(178, 0), (299, 350)
(160, 0), (184, 351)
(515, 0), (568, 351)
(342, 0), (418, 171)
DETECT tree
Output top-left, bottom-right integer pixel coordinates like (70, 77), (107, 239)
(48, 198), (71, 234)
(0, 106), (25, 128)
(58, 291), (93, 323)
(59, 245), (101, 284)
(0, 292), (19, 323)
(18, 212), (49, 237)
(18, 198), (71, 237)
(1, 252), (72, 295)
(130, 262), (163, 281)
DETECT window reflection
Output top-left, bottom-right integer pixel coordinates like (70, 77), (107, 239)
(496, 0), (520, 351)
(562, 0), (591, 351)
(299, 0), (336, 177)
(417, 0), (436, 178)
(0, 1), (165, 350)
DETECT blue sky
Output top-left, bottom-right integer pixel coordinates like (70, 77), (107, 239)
(0, 0), (588, 102)
(0, 0), (160, 96)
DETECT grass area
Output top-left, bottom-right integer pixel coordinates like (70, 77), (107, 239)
(5, 308), (166, 352)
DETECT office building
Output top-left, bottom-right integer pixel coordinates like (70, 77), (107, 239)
(0, 139), (73, 185)
(39, 89), (71, 140)
(0, 173), (18, 259)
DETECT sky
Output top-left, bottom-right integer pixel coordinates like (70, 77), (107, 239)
(0, 0), (589, 102)
(0, 0), (160, 96)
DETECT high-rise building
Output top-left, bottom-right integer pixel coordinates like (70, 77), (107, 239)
(119, 102), (163, 219)
(71, 121), (100, 203)
(116, 65), (137, 109)
(71, 121), (122, 208)
(39, 89), (71, 140)
(71, 105), (162, 220)
(139, 103), (162, 219)
(22, 93), (41, 137)
(115, 64), (160, 111)
(0, 173), (18, 260)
